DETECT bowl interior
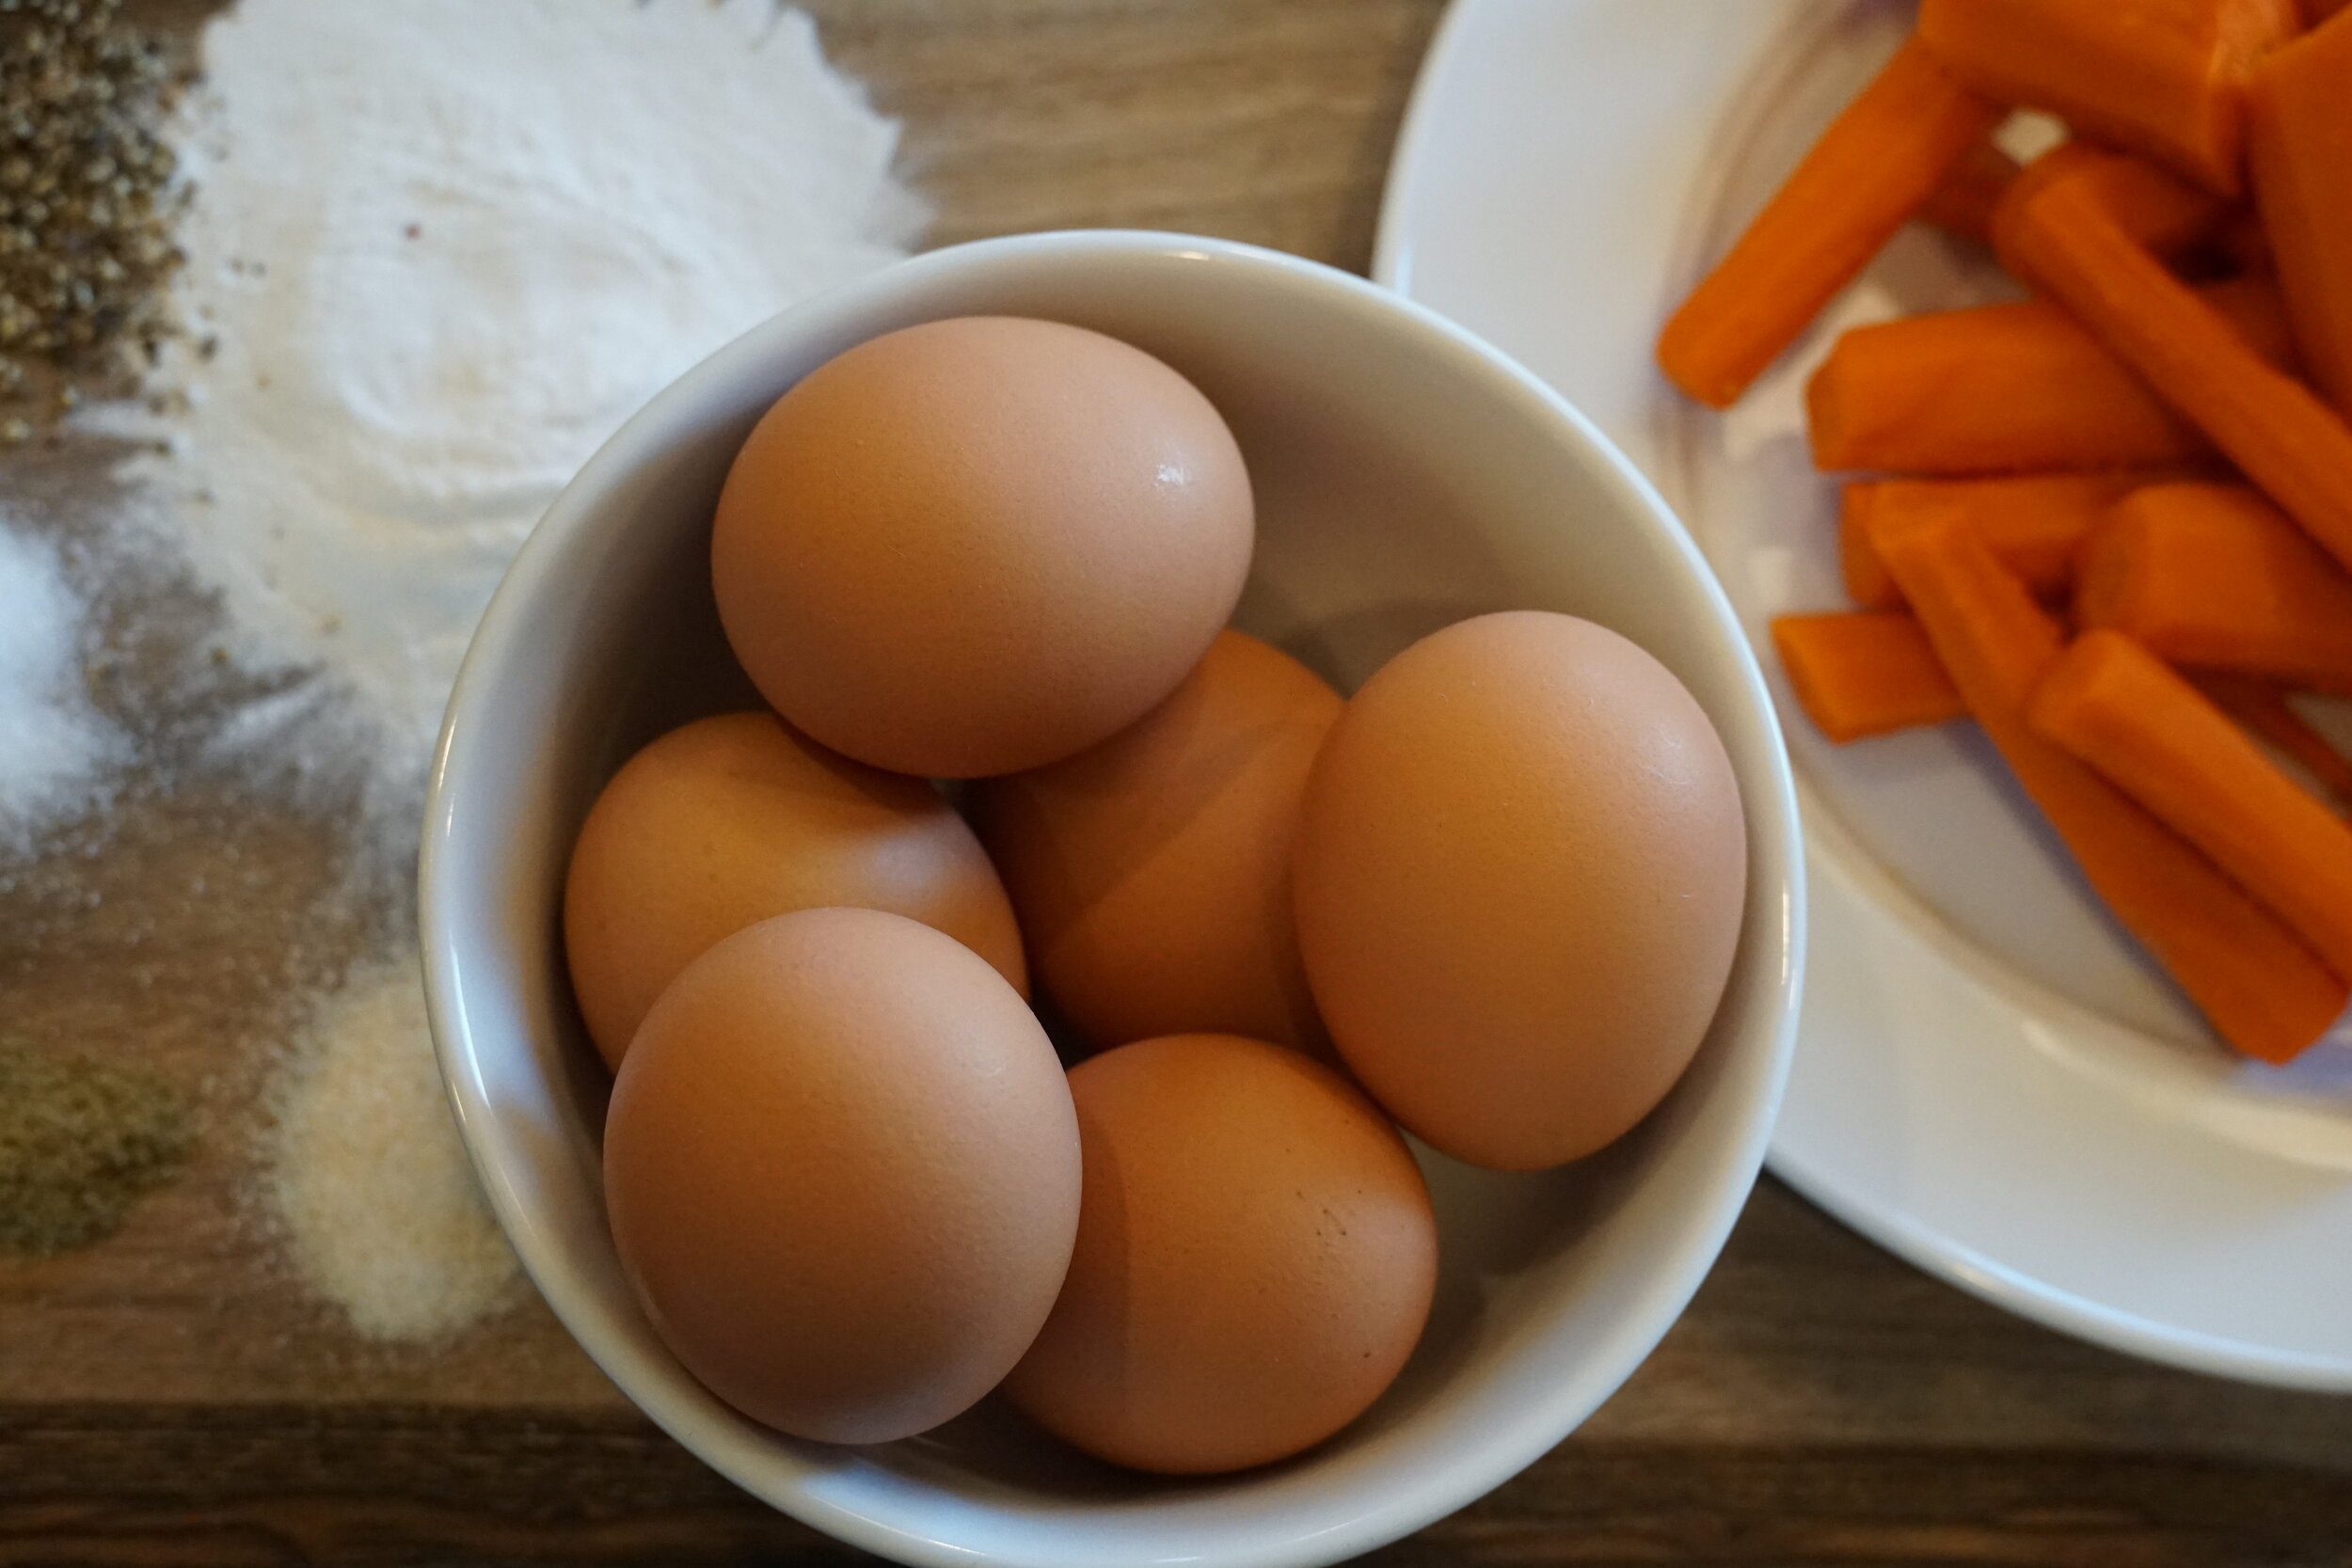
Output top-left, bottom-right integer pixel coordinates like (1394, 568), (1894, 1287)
(422, 233), (1802, 1568)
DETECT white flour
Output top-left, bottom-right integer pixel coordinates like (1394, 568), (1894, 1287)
(82, 0), (922, 1340)
(0, 521), (122, 847)
(98, 0), (922, 757)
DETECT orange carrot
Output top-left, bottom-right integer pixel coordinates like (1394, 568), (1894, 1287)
(2249, 15), (2352, 410)
(2074, 482), (2352, 689)
(1916, 0), (2301, 196)
(1994, 153), (2352, 573)
(1998, 142), (2232, 259)
(2030, 629), (2352, 988)
(2299, 0), (2349, 24)
(2194, 673), (2352, 807)
(1807, 275), (2293, 474)
(1917, 139), (2024, 245)
(1772, 611), (1964, 742)
(1871, 506), (2344, 1062)
(1657, 40), (2003, 409)
(1842, 473), (2162, 610)
(1839, 486), (1899, 609)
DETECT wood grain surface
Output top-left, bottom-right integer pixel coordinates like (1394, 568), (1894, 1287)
(4, 1), (2350, 1563)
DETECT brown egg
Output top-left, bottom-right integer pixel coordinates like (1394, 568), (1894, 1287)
(1001, 1034), (1437, 1475)
(604, 908), (1081, 1446)
(710, 315), (1255, 779)
(1292, 611), (1747, 1172)
(969, 630), (1341, 1055)
(563, 711), (1025, 1070)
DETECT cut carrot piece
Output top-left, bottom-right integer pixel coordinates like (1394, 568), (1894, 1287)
(2030, 629), (2352, 987)
(2074, 482), (2352, 689)
(1916, 0), (2300, 195)
(1842, 473), (2163, 609)
(1657, 40), (2002, 409)
(2249, 15), (2352, 410)
(1772, 611), (1963, 742)
(1917, 139), (2024, 245)
(1994, 158), (2352, 572)
(1839, 485), (1902, 609)
(2194, 673), (2352, 807)
(1871, 506), (2344, 1062)
(1807, 275), (2293, 474)
(1999, 141), (2232, 258)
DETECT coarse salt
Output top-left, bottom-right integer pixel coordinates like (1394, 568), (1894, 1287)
(268, 958), (516, 1343)
(0, 520), (125, 847)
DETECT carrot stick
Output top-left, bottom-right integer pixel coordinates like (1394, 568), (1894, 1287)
(1994, 156), (2352, 572)
(1872, 506), (2345, 1062)
(1839, 485), (1900, 610)
(2249, 15), (2352, 410)
(1842, 473), (2163, 609)
(1839, 485), (1904, 610)
(1916, 0), (2301, 196)
(2194, 673), (2352, 808)
(2030, 629), (2352, 989)
(1772, 611), (1964, 742)
(2074, 482), (2352, 690)
(1807, 275), (2293, 474)
(1998, 142), (2233, 258)
(1917, 139), (2023, 245)
(1657, 40), (2003, 409)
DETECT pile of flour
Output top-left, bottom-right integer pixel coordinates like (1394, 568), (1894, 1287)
(82, 0), (922, 1339)
(105, 0), (922, 758)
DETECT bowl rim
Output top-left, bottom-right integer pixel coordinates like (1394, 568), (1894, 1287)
(419, 228), (1806, 1568)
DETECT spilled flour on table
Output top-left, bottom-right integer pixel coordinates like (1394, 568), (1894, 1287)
(95, 0), (922, 763)
(66, 0), (923, 1340)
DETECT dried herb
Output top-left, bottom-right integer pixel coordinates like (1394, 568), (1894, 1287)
(0, 1041), (192, 1255)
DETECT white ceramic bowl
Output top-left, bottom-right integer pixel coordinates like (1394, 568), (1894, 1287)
(420, 230), (1805, 1568)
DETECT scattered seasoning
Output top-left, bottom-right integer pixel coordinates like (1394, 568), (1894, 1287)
(269, 961), (515, 1342)
(0, 1040), (192, 1256)
(0, 0), (185, 420)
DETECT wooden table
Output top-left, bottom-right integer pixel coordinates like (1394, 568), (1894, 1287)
(8, 2), (2352, 1562)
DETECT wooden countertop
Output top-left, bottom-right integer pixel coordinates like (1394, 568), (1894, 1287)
(8, 1), (2352, 1562)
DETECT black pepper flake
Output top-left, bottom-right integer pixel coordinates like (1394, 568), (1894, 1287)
(0, 0), (186, 422)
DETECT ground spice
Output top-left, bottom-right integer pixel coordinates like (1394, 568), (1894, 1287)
(0, 0), (183, 432)
(0, 1040), (191, 1254)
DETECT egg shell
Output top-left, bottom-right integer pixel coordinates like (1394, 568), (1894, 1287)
(710, 315), (1255, 779)
(562, 711), (1025, 1070)
(1291, 610), (1747, 1172)
(1001, 1033), (1437, 1475)
(603, 907), (1081, 1446)
(969, 630), (1341, 1055)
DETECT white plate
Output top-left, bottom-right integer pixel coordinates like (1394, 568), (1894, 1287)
(1375, 0), (2352, 1387)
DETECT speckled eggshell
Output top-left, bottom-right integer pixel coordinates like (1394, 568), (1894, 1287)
(1291, 610), (1747, 1172)
(969, 630), (1341, 1055)
(1001, 1033), (1437, 1475)
(603, 908), (1082, 1447)
(562, 711), (1025, 1070)
(709, 315), (1255, 779)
